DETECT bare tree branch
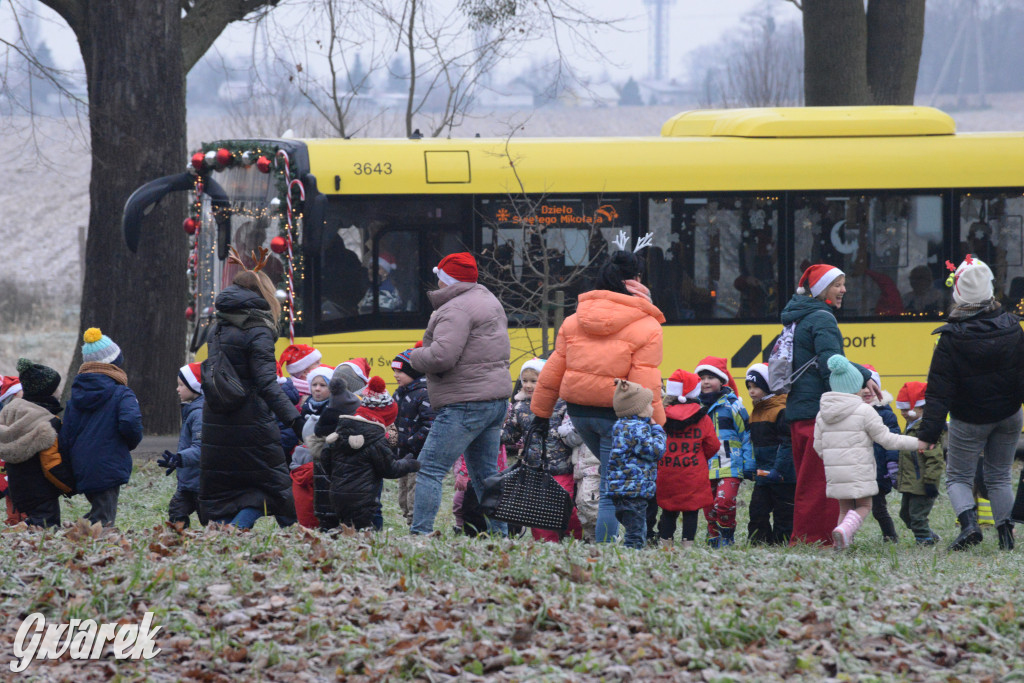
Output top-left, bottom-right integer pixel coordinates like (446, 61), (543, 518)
(783, 0), (803, 10)
(181, 0), (279, 73)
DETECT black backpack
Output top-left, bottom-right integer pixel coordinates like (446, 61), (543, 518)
(200, 323), (247, 414)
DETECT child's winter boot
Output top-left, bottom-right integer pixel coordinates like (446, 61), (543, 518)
(718, 528), (735, 547)
(996, 522), (1014, 551)
(949, 508), (983, 551)
(831, 510), (863, 549)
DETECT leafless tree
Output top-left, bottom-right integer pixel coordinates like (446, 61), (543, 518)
(692, 8), (803, 108)
(475, 133), (616, 360)
(8, 0), (288, 433)
(259, 0), (619, 139)
(1, 2), (88, 153)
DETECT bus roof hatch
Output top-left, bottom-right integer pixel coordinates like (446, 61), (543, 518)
(660, 106), (956, 138)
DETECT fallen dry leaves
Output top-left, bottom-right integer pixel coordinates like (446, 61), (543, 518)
(1, 467), (1023, 681)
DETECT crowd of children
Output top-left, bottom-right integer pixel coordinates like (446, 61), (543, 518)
(1, 328), (142, 528)
(0, 329), (1001, 553)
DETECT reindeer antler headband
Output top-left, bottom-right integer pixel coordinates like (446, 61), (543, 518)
(611, 229), (655, 254)
(227, 245), (271, 273)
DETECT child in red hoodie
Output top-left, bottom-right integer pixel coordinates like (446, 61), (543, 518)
(657, 370), (721, 546)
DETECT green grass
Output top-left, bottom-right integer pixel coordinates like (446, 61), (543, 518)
(2, 462), (1022, 681)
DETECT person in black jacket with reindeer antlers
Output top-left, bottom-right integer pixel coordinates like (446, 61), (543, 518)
(200, 247), (303, 529)
(918, 256), (1024, 552)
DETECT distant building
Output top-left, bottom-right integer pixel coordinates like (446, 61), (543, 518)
(637, 79), (697, 107)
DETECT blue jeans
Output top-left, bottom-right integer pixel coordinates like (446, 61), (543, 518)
(570, 414), (620, 543)
(412, 400), (509, 535)
(215, 507), (296, 530)
(613, 496), (648, 549)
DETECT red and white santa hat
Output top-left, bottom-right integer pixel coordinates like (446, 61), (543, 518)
(178, 363), (202, 395)
(863, 363), (881, 391)
(339, 358), (371, 386)
(378, 251), (397, 273)
(896, 381), (927, 411)
(306, 365), (335, 388)
(0, 376), (23, 403)
(433, 252), (478, 285)
(666, 369), (701, 400)
(694, 356), (739, 395)
(276, 344), (322, 377)
(797, 263), (845, 298)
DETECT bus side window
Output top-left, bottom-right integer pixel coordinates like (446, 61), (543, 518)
(794, 193), (945, 319)
(322, 224), (370, 320)
(360, 230), (419, 315)
(959, 192), (1024, 315)
(645, 195), (780, 323)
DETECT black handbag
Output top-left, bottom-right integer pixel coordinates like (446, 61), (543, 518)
(479, 422), (574, 532)
(200, 323), (248, 414)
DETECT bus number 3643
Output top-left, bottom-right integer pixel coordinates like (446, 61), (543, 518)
(353, 162), (392, 175)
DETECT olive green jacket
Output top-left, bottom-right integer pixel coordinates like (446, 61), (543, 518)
(897, 420), (945, 496)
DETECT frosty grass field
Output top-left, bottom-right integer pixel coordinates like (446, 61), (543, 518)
(1, 461), (1022, 682)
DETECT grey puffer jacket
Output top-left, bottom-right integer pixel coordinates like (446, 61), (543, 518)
(409, 282), (512, 409)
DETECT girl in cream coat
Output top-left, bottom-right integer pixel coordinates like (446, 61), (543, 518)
(814, 355), (920, 549)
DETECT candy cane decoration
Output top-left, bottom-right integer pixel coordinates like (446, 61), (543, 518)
(276, 149), (304, 343)
(191, 177), (204, 316)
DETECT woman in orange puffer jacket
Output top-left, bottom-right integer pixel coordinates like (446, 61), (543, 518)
(531, 248), (665, 544)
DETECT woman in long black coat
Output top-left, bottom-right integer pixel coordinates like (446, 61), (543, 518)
(200, 267), (302, 528)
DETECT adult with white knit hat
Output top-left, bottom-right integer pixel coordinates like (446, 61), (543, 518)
(918, 255), (1023, 552)
(781, 263), (881, 547)
(407, 251), (512, 536)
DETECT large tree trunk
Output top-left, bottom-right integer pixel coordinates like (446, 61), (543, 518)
(802, 0), (925, 107)
(72, 1), (187, 434)
(802, 0), (871, 106)
(866, 0), (926, 105)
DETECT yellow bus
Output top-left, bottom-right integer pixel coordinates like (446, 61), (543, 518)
(124, 106), (1024, 411)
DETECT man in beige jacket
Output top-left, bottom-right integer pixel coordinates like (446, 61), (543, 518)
(408, 252), (512, 535)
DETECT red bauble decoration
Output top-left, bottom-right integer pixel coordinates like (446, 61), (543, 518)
(185, 306), (195, 321)
(256, 156), (272, 173)
(216, 148), (232, 167)
(183, 217), (198, 235)
(270, 236), (289, 254)
(191, 152), (206, 172)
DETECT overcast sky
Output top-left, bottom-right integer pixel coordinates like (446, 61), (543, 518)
(11, 0), (801, 84)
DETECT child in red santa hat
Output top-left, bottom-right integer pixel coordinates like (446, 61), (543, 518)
(276, 344), (323, 401)
(658, 370), (720, 547)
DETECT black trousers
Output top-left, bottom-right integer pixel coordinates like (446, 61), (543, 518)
(24, 496), (61, 528)
(168, 488), (207, 527)
(645, 496), (659, 541)
(871, 491), (898, 540)
(658, 509), (699, 541)
(747, 483), (795, 545)
(1011, 468), (1024, 523)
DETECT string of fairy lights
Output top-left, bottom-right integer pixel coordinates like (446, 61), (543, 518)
(184, 142), (305, 343)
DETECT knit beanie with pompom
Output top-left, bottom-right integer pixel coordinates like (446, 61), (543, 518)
(612, 378), (654, 419)
(82, 327), (123, 366)
(17, 358), (61, 400)
(827, 355), (864, 394)
(358, 376), (398, 426)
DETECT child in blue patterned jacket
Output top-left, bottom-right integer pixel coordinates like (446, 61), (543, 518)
(609, 379), (667, 549)
(696, 356), (753, 547)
